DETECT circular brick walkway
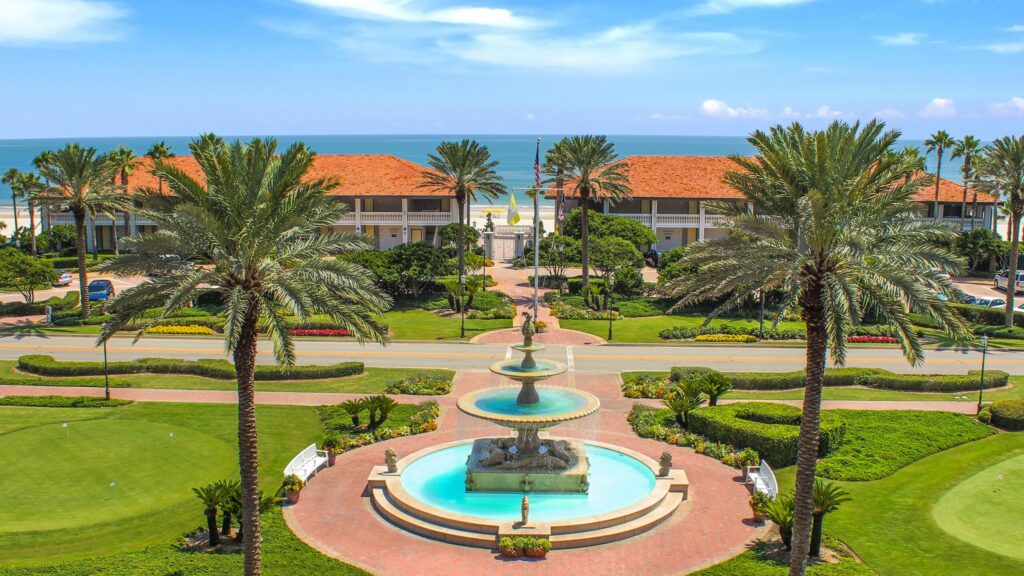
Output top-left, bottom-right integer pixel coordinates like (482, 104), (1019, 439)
(284, 371), (767, 576)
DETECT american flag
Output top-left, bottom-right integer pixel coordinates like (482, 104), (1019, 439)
(534, 139), (541, 189)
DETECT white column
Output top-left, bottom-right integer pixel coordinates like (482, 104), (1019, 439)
(450, 198), (459, 224)
(651, 200), (658, 232)
(355, 198), (362, 233)
(698, 201), (706, 241)
(603, 199), (610, 214)
(401, 198), (409, 244)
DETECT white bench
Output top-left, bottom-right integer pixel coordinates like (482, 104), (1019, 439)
(745, 460), (778, 499)
(284, 443), (329, 482)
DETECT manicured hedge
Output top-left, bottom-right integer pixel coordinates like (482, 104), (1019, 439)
(659, 323), (916, 341)
(687, 402), (846, 467)
(668, 366), (1008, 392)
(988, 399), (1024, 431)
(973, 325), (1024, 340)
(912, 302), (1024, 329)
(0, 395), (132, 408)
(17, 355), (363, 381)
(0, 291), (79, 317)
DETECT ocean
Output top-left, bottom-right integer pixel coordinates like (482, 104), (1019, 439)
(0, 134), (963, 204)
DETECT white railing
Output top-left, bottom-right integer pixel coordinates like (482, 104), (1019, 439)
(612, 213), (653, 226)
(656, 214), (700, 227)
(360, 212), (404, 224)
(913, 217), (986, 230)
(408, 212), (452, 225)
(704, 214), (730, 226)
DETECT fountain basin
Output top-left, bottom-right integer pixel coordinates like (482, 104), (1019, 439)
(457, 386), (600, 428)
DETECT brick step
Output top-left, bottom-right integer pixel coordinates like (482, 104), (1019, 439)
(550, 492), (685, 549)
(371, 488), (498, 548)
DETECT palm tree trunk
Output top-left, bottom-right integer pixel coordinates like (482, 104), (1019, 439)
(234, 302), (262, 576)
(961, 186), (968, 230)
(11, 196), (18, 233)
(971, 194), (978, 231)
(933, 153), (942, 221)
(809, 513), (825, 557)
(1004, 203), (1021, 327)
(554, 171), (564, 235)
(206, 507), (220, 547)
(457, 194), (466, 313)
(221, 510), (232, 536)
(789, 278), (826, 576)
(28, 198), (36, 256)
(110, 215), (120, 256)
(581, 193), (591, 285)
(73, 209), (90, 319)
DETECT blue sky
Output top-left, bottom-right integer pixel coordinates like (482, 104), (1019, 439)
(0, 0), (1021, 139)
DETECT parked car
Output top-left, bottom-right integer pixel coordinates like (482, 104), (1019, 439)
(961, 294), (977, 305)
(994, 270), (1024, 293)
(974, 296), (1006, 308)
(87, 279), (115, 301)
(52, 269), (73, 287)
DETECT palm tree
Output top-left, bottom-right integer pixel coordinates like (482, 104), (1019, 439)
(97, 137), (391, 576)
(107, 146), (139, 252)
(2, 169), (20, 235)
(215, 478), (240, 536)
(549, 136), (631, 286)
(663, 120), (969, 576)
(35, 144), (123, 319)
(17, 172), (43, 255)
(952, 135), (982, 228)
(662, 379), (704, 428)
(810, 479), (851, 557)
(924, 130), (955, 220)
(145, 141), (173, 195)
(899, 146), (926, 186)
(33, 151), (55, 232)
(975, 136), (1024, 327)
(193, 482), (226, 547)
(419, 140), (506, 331)
(544, 141), (570, 234)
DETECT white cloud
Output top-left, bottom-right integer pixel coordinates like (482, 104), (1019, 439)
(990, 97), (1024, 117)
(873, 108), (905, 120)
(982, 42), (1024, 54)
(0, 0), (127, 44)
(649, 112), (689, 121)
(874, 32), (924, 46)
(920, 98), (956, 118)
(782, 106), (801, 118)
(292, 0), (538, 29)
(811, 105), (842, 118)
(700, 99), (769, 119)
(689, 0), (814, 16)
(1006, 25), (1024, 33)
(524, 112), (536, 121)
(438, 27), (758, 71)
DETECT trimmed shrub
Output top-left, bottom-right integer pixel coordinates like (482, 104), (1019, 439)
(0, 290), (79, 317)
(667, 366), (1008, 393)
(627, 404), (760, 469)
(17, 355), (363, 381)
(145, 325), (217, 335)
(0, 395), (132, 408)
(988, 399), (1024, 430)
(973, 325), (1024, 340)
(688, 402), (846, 467)
(384, 372), (453, 395)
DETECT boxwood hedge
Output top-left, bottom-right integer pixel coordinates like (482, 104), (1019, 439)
(669, 366), (1007, 392)
(988, 398), (1024, 431)
(0, 291), (79, 318)
(17, 355), (363, 381)
(0, 395), (132, 408)
(687, 402), (846, 466)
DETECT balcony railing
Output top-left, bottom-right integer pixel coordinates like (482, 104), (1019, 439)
(657, 214), (700, 227)
(408, 212), (452, 224)
(913, 217), (986, 230)
(612, 213), (653, 226)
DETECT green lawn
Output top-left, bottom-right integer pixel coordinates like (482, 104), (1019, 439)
(0, 402), (334, 568)
(622, 372), (1024, 403)
(773, 432), (1024, 576)
(0, 360), (453, 394)
(561, 315), (807, 343)
(693, 540), (875, 575)
(384, 308), (511, 340)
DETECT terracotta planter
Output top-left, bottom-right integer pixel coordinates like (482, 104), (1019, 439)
(524, 548), (548, 558)
(286, 489), (301, 504)
(328, 452), (338, 467)
(750, 503), (764, 523)
(500, 548), (521, 558)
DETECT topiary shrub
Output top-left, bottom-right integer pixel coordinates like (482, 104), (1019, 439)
(687, 402), (846, 466)
(667, 366), (1008, 392)
(988, 399), (1024, 430)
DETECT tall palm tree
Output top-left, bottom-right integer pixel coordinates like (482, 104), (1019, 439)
(2, 168), (20, 235)
(33, 151), (55, 232)
(924, 130), (955, 220)
(144, 141), (173, 195)
(975, 136), (1024, 327)
(544, 141), (570, 234)
(35, 144), (123, 319)
(108, 146), (139, 251)
(663, 121), (969, 576)
(17, 172), (43, 255)
(951, 135), (982, 229)
(98, 137), (390, 576)
(550, 135), (632, 285)
(419, 140), (506, 326)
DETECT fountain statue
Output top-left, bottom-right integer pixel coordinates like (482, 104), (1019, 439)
(385, 449), (398, 473)
(456, 316), (600, 493)
(659, 452), (672, 477)
(520, 495), (530, 526)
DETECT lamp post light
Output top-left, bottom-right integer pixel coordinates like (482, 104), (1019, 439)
(978, 334), (989, 414)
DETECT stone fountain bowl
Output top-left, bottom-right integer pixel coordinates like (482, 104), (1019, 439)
(489, 358), (568, 382)
(456, 385), (600, 429)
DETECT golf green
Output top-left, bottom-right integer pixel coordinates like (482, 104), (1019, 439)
(932, 453), (1024, 560)
(0, 417), (235, 534)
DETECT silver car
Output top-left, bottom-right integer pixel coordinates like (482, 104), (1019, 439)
(994, 270), (1024, 293)
(52, 269), (73, 287)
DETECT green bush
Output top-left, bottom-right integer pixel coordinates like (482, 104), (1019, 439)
(0, 395), (133, 408)
(668, 366), (1008, 393)
(0, 290), (79, 317)
(972, 325), (1024, 339)
(988, 399), (1024, 430)
(17, 355), (363, 381)
(946, 302), (1024, 328)
(687, 402), (846, 467)
(626, 404), (759, 468)
(384, 372), (453, 395)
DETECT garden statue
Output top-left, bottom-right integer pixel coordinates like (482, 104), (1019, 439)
(521, 495), (530, 526)
(521, 312), (536, 347)
(659, 451), (672, 477)
(385, 449), (398, 473)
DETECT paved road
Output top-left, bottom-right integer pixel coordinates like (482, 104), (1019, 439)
(0, 333), (1012, 374)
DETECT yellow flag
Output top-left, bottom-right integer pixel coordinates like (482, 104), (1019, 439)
(507, 194), (521, 225)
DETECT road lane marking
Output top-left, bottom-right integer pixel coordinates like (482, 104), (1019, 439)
(566, 346), (575, 371)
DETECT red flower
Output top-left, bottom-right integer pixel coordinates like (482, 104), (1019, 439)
(847, 335), (897, 343)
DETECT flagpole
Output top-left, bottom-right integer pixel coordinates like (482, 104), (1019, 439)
(533, 138), (541, 323)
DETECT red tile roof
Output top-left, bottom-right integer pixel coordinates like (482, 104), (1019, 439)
(127, 154), (449, 197)
(545, 155), (995, 204)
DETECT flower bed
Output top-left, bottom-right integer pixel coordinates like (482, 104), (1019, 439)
(384, 372), (453, 395)
(694, 334), (757, 343)
(146, 325), (217, 335)
(847, 335), (898, 343)
(288, 328), (351, 337)
(628, 404), (760, 469)
(319, 400), (440, 453)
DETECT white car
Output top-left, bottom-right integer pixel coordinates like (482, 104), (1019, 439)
(994, 270), (1024, 293)
(975, 296), (1007, 308)
(52, 269), (73, 287)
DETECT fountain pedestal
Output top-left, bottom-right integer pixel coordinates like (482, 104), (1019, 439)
(466, 437), (590, 493)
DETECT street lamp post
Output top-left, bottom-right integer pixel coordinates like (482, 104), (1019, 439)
(607, 275), (615, 341)
(102, 323), (110, 401)
(758, 290), (765, 340)
(978, 335), (989, 414)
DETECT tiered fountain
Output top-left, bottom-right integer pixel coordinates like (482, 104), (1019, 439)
(366, 317), (689, 549)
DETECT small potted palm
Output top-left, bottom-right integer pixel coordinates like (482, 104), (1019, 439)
(283, 474), (304, 504)
(749, 491), (772, 523)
